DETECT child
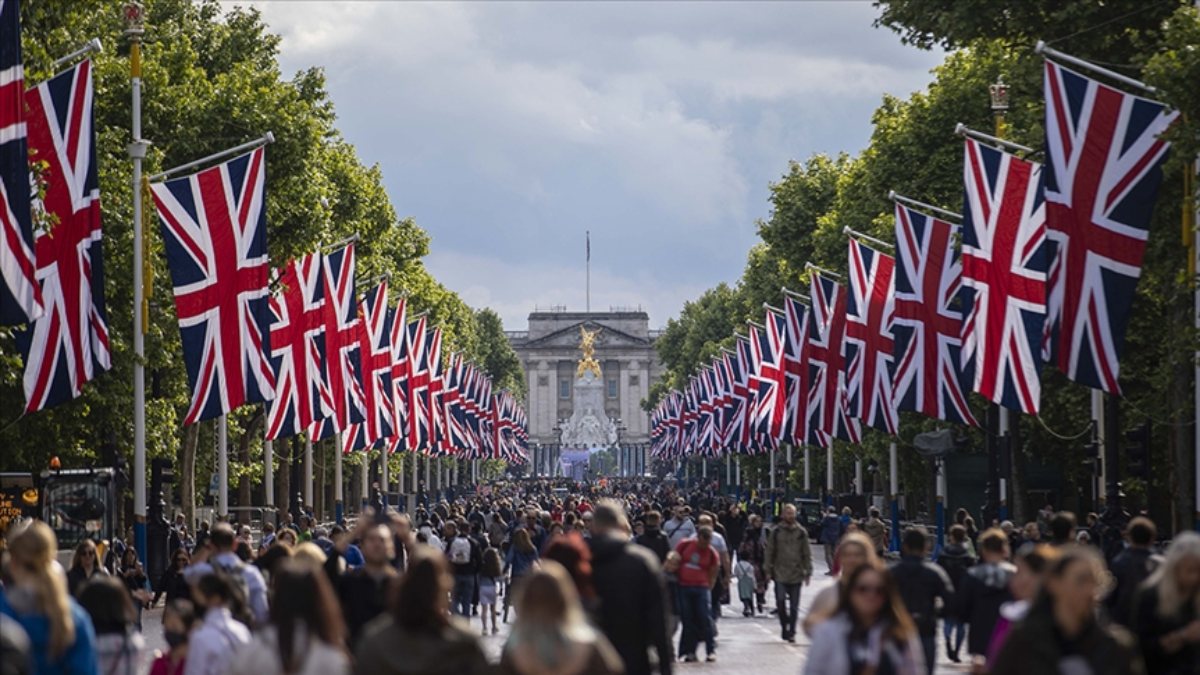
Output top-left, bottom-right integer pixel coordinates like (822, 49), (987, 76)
(734, 543), (757, 617)
(479, 547), (503, 635)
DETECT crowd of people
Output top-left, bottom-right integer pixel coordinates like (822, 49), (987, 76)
(1, 478), (1199, 675)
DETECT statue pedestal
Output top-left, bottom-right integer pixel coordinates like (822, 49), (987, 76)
(559, 370), (617, 448)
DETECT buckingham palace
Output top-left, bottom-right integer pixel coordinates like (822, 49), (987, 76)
(506, 307), (665, 476)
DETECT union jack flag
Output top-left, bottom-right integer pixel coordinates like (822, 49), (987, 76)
(152, 146), (272, 424)
(960, 137), (1048, 414)
(424, 326), (445, 454)
(844, 239), (898, 435)
(892, 202), (976, 425)
(0, 0), (39, 325)
(731, 335), (756, 452)
(807, 270), (861, 445)
(264, 252), (330, 440)
(344, 281), (394, 454)
(440, 353), (470, 455)
(308, 244), (363, 441)
(384, 296), (409, 454)
(1041, 60), (1178, 394)
(750, 310), (788, 445)
(19, 60), (109, 413)
(781, 295), (811, 445)
(404, 316), (431, 452)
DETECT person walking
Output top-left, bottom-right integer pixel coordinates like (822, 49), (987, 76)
(985, 543), (1059, 666)
(1105, 517), (1161, 627)
(863, 507), (889, 557)
(185, 573), (252, 675)
(498, 562), (625, 675)
(818, 507), (842, 574)
(587, 501), (673, 675)
(324, 519), (399, 648)
(803, 564), (925, 675)
(444, 522), (482, 618)
(673, 526), (720, 663)
(952, 527), (1015, 661)
(733, 548), (756, 617)
(664, 504), (696, 550)
(743, 514), (768, 613)
(228, 559), (349, 675)
(77, 576), (145, 675)
(991, 546), (1143, 675)
(934, 524), (975, 663)
(763, 504), (813, 643)
(184, 523), (269, 626)
(148, 599), (196, 675)
(354, 551), (490, 675)
(634, 511), (670, 563)
(890, 527), (954, 674)
(803, 532), (880, 637)
(502, 528), (540, 623)
(478, 547), (503, 636)
(1130, 532), (1200, 675)
(65, 540), (107, 598)
(0, 521), (99, 675)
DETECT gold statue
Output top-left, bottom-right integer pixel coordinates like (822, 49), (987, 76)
(576, 326), (602, 379)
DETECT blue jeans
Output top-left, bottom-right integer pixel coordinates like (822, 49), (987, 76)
(452, 574), (476, 617)
(678, 585), (714, 657)
(943, 618), (966, 655)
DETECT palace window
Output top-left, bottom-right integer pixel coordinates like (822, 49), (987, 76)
(607, 379), (619, 399)
(559, 379), (571, 399)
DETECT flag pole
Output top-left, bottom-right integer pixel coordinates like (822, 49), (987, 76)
(335, 433), (344, 523)
(125, 2), (149, 563)
(1194, 154), (1200, 530)
(954, 122), (1035, 155)
(148, 132), (274, 182)
(218, 415), (228, 518)
(889, 191), (963, 221)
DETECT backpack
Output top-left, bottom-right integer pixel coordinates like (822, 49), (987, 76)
(449, 536), (472, 565)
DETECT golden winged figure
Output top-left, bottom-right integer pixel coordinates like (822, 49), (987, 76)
(576, 326), (602, 379)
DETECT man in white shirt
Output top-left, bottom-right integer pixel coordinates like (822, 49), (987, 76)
(184, 572), (251, 675)
(184, 523), (269, 625)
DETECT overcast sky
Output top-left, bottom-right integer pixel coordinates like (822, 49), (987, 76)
(247, 1), (945, 329)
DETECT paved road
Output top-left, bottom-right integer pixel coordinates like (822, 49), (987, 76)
(138, 557), (973, 675)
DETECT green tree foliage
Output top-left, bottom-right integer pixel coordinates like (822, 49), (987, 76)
(0, 1), (523, 498)
(658, 2), (1199, 525)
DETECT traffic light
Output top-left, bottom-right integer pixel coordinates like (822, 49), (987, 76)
(1125, 422), (1150, 479)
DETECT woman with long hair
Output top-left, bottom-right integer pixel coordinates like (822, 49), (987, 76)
(117, 547), (151, 630)
(992, 545), (1142, 675)
(986, 543), (1059, 665)
(1130, 532), (1200, 674)
(156, 548), (191, 607)
(503, 528), (540, 623)
(802, 532), (880, 637)
(0, 521), (99, 674)
(228, 559), (348, 675)
(148, 599), (197, 675)
(78, 575), (145, 675)
(541, 533), (596, 609)
(354, 550), (489, 675)
(186, 573), (252, 675)
(804, 563), (924, 675)
(479, 547), (503, 636)
(66, 539), (107, 598)
(499, 561), (624, 675)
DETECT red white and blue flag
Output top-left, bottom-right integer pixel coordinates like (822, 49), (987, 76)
(0, 0), (39, 325)
(404, 316), (431, 452)
(309, 244), (364, 441)
(960, 137), (1047, 414)
(1041, 60), (1178, 394)
(807, 270), (861, 445)
(844, 239), (897, 435)
(345, 281), (394, 453)
(384, 296), (409, 454)
(750, 310), (788, 445)
(152, 146), (272, 424)
(424, 326), (445, 454)
(264, 252), (330, 440)
(19, 59), (109, 413)
(892, 202), (976, 425)
(781, 296), (811, 445)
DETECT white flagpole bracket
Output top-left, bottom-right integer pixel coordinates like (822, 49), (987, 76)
(1035, 41), (1157, 95)
(889, 190), (963, 221)
(805, 262), (843, 279)
(955, 122), (1035, 155)
(52, 38), (103, 69)
(843, 226), (895, 250)
(149, 132), (275, 182)
(781, 286), (810, 302)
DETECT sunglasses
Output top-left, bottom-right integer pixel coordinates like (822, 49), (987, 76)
(853, 584), (886, 597)
(81, 550), (95, 557)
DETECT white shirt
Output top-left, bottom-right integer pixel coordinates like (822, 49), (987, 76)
(184, 607), (251, 675)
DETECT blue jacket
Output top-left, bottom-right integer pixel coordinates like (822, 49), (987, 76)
(818, 514), (842, 545)
(0, 588), (99, 675)
(504, 546), (540, 579)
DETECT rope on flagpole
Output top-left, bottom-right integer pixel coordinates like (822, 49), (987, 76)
(1033, 415), (1095, 442)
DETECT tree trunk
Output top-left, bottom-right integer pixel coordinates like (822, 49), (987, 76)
(316, 439), (326, 520)
(180, 423), (199, 529)
(1011, 417), (1027, 525)
(236, 411), (263, 524)
(1172, 356), (1192, 532)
